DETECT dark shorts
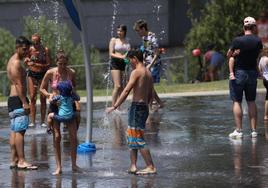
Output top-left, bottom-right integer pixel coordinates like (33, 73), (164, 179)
(229, 70), (258, 102)
(8, 96), (29, 132)
(127, 102), (149, 149)
(110, 58), (125, 71)
(27, 70), (46, 80)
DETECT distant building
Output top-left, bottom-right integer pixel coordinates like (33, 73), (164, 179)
(0, 0), (191, 49)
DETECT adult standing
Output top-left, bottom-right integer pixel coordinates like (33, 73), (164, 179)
(228, 17), (263, 138)
(133, 19), (164, 108)
(7, 36), (37, 170)
(109, 24), (131, 111)
(258, 47), (268, 120)
(40, 50), (80, 175)
(24, 33), (51, 127)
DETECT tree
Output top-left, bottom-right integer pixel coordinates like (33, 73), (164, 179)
(0, 28), (15, 95)
(23, 16), (106, 90)
(0, 28), (15, 70)
(23, 16), (83, 66)
(185, 0), (268, 79)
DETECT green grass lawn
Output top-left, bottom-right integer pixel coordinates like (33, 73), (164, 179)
(78, 79), (265, 96)
(0, 79), (264, 102)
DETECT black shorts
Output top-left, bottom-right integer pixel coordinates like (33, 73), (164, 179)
(110, 58), (125, 71)
(8, 96), (29, 112)
(27, 70), (46, 80)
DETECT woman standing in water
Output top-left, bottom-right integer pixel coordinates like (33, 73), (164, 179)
(25, 33), (51, 127)
(40, 50), (81, 175)
(109, 24), (131, 111)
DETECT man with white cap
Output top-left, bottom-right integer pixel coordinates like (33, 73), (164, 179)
(228, 16), (263, 139)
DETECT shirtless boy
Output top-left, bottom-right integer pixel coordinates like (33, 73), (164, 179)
(7, 36), (38, 170)
(106, 49), (157, 175)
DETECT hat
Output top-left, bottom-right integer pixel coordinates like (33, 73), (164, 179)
(244, 17), (256, 26)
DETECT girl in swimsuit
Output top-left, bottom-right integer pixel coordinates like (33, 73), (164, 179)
(40, 50), (81, 175)
(109, 24), (131, 111)
(24, 33), (51, 127)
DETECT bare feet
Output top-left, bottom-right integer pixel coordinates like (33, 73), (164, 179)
(264, 116), (268, 121)
(127, 166), (137, 174)
(72, 165), (83, 173)
(136, 167), (157, 175)
(52, 168), (62, 175)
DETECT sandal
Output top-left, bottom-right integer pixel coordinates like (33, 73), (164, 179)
(136, 167), (157, 175)
(17, 164), (38, 170)
(9, 164), (17, 169)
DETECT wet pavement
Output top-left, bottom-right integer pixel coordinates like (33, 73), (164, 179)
(1, 93), (268, 187)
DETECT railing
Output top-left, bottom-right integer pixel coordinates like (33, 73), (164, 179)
(0, 55), (188, 96)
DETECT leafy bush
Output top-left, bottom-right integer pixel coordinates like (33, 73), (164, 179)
(23, 16), (83, 66)
(0, 28), (15, 70)
(185, 0), (268, 79)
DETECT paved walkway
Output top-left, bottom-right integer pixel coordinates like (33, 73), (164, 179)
(61, 88), (266, 103)
(0, 88), (266, 107)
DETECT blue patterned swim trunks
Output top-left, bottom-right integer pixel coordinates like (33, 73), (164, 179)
(127, 102), (149, 149)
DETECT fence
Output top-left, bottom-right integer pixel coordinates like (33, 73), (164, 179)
(0, 55), (189, 97)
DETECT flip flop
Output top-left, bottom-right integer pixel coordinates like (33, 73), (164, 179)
(17, 164), (38, 170)
(136, 167), (157, 175)
(9, 164), (17, 169)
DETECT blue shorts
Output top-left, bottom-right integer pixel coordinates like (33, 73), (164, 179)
(53, 113), (75, 122)
(151, 61), (161, 83)
(9, 108), (29, 132)
(127, 102), (149, 149)
(229, 70), (258, 102)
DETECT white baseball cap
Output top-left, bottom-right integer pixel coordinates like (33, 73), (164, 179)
(244, 16), (256, 26)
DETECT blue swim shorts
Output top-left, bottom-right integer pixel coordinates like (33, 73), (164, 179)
(229, 70), (258, 102)
(53, 113), (75, 123)
(9, 108), (29, 132)
(127, 102), (149, 149)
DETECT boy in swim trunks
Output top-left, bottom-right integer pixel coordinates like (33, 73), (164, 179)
(7, 36), (38, 170)
(106, 49), (157, 175)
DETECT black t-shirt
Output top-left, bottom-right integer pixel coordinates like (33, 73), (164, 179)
(230, 34), (263, 70)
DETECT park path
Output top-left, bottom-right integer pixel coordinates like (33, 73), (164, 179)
(0, 88), (265, 107)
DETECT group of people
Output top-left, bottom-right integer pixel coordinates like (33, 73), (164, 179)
(109, 19), (164, 111)
(192, 45), (225, 83)
(7, 34), (81, 175)
(6, 18), (162, 176)
(107, 19), (165, 175)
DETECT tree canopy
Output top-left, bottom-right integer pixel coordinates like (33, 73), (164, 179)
(185, 0), (268, 54)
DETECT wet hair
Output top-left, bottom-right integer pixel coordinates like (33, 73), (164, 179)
(117, 24), (127, 36)
(15, 36), (31, 47)
(57, 80), (73, 97)
(133, 19), (148, 31)
(56, 49), (68, 62)
(127, 48), (143, 62)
